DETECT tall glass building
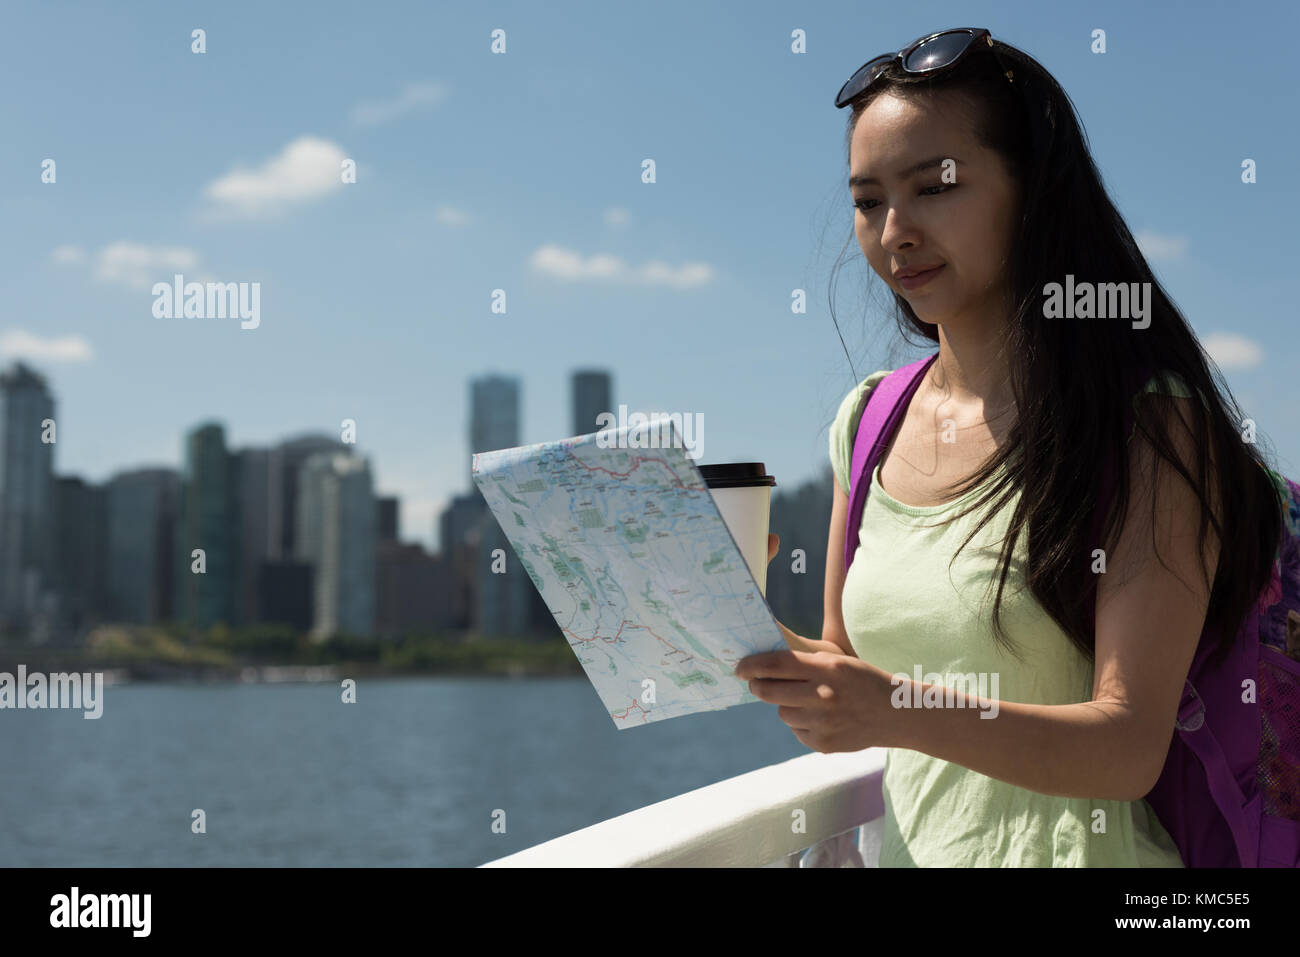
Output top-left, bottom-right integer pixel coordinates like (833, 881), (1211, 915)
(0, 362), (56, 636)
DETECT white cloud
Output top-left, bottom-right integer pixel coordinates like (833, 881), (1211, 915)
(604, 207), (630, 227)
(435, 206), (469, 227)
(202, 136), (347, 218)
(349, 81), (449, 128)
(1201, 332), (1262, 370)
(528, 245), (714, 288)
(0, 329), (92, 362)
(52, 244), (86, 265)
(1134, 230), (1188, 262)
(531, 246), (622, 280)
(93, 242), (200, 290)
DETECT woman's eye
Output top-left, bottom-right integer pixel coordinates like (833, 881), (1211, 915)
(854, 184), (953, 213)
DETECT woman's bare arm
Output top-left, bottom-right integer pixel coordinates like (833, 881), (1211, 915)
(819, 477), (859, 657)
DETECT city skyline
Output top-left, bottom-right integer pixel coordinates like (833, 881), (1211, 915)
(2, 358), (617, 642)
(27, 361), (619, 550)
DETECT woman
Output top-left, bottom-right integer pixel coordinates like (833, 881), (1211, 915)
(733, 29), (1285, 866)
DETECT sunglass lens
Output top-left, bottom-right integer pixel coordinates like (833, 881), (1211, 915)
(838, 55), (892, 106)
(902, 30), (974, 73)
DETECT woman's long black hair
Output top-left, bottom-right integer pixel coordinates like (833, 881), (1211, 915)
(830, 36), (1285, 669)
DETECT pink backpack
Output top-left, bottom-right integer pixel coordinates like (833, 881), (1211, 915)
(843, 352), (1300, 866)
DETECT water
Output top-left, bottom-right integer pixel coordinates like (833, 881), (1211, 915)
(0, 676), (807, 866)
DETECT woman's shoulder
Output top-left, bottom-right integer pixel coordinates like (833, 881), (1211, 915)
(834, 369), (894, 425)
(829, 370), (893, 495)
(1129, 369), (1210, 435)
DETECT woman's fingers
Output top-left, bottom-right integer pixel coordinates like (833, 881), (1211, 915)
(767, 532), (780, 564)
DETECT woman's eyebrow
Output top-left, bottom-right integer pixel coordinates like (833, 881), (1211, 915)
(850, 155), (961, 188)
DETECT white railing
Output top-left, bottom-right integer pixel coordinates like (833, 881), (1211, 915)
(480, 747), (888, 867)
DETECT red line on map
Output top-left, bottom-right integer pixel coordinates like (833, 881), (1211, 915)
(612, 698), (650, 722)
(563, 451), (693, 488)
(564, 619), (694, 666)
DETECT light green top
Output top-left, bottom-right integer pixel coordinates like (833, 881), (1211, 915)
(828, 367), (1195, 867)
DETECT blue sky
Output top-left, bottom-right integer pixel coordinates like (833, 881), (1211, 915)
(4, 0), (1297, 550)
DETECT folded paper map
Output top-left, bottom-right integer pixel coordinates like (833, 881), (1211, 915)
(471, 418), (786, 728)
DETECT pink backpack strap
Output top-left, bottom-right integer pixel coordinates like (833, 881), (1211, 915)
(843, 352), (939, 574)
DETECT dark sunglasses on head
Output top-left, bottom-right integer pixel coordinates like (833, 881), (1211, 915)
(834, 27), (1016, 109)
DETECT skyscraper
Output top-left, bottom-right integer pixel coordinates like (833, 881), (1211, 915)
(436, 491), (487, 631)
(376, 540), (452, 638)
(475, 516), (544, 639)
(296, 451), (376, 640)
(233, 447), (275, 626)
(174, 423), (238, 631)
(53, 475), (108, 634)
(571, 369), (612, 439)
(376, 496), (399, 543)
(0, 362), (56, 637)
(106, 468), (179, 624)
(469, 375), (519, 487)
(267, 434), (347, 561)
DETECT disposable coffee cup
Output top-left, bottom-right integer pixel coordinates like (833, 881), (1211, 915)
(697, 462), (777, 596)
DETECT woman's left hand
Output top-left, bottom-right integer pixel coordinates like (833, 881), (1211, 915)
(733, 642), (904, 754)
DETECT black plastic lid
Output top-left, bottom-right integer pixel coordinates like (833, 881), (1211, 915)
(696, 462), (776, 489)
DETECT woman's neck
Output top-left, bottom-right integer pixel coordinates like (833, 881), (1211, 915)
(927, 322), (1017, 419)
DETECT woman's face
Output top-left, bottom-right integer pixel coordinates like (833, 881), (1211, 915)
(849, 91), (1021, 328)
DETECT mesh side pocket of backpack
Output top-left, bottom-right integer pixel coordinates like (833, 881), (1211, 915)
(1256, 473), (1300, 823)
(1259, 645), (1300, 823)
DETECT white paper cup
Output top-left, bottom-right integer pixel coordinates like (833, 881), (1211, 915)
(698, 462), (777, 595)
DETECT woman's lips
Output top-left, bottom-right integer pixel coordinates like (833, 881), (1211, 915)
(898, 264), (945, 290)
